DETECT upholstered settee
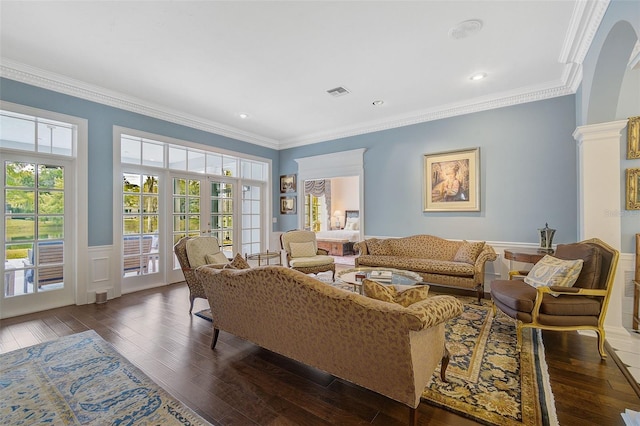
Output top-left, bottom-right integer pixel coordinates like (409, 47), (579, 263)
(195, 265), (463, 424)
(354, 235), (497, 303)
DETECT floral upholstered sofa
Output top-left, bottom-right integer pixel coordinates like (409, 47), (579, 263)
(355, 235), (497, 303)
(195, 265), (463, 423)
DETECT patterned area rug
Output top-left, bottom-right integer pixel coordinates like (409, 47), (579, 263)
(0, 330), (211, 425)
(422, 301), (558, 426)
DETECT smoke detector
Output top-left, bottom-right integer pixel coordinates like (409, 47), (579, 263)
(326, 86), (350, 97)
(449, 19), (483, 40)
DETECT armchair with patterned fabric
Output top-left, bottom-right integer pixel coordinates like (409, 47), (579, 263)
(174, 236), (229, 314)
(280, 230), (335, 281)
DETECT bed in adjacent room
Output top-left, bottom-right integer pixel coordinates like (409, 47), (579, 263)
(315, 210), (360, 256)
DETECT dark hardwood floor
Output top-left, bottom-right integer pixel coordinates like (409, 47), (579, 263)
(1, 281), (639, 425)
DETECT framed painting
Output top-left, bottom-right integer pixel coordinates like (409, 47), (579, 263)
(627, 168), (640, 210)
(280, 174), (296, 193)
(280, 196), (297, 214)
(424, 147), (480, 212)
(628, 116), (640, 159)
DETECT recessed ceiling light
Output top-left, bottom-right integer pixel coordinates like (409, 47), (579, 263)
(238, 113), (249, 119)
(470, 72), (487, 81)
(372, 100), (384, 106)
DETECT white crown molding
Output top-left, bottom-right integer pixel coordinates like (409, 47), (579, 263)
(0, 59), (280, 150)
(280, 80), (575, 149)
(559, 0), (609, 65)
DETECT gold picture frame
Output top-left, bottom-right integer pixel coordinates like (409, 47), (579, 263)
(627, 168), (640, 210)
(628, 116), (640, 159)
(424, 147), (480, 212)
(280, 196), (297, 214)
(280, 174), (296, 193)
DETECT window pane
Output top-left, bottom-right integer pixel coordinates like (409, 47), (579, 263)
(174, 215), (186, 232)
(5, 162), (35, 187)
(0, 113), (35, 150)
(143, 216), (159, 233)
(123, 216), (140, 234)
(222, 156), (236, 176)
(38, 216), (64, 240)
(5, 217), (35, 242)
(38, 191), (64, 214)
(121, 136), (141, 164)
(123, 173), (141, 193)
(37, 122), (72, 155)
(124, 195), (140, 213)
(188, 150), (205, 173)
(188, 180), (200, 196)
(173, 197), (186, 213)
(188, 198), (200, 214)
(142, 141), (163, 167)
(142, 195), (158, 213)
(206, 153), (223, 175)
(38, 164), (64, 189)
(188, 215), (200, 231)
(168, 146), (187, 170)
(143, 175), (158, 194)
(173, 178), (186, 195)
(6, 190), (35, 214)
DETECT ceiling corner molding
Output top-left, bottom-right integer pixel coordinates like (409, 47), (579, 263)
(0, 59), (280, 150)
(280, 82), (575, 149)
(559, 0), (610, 65)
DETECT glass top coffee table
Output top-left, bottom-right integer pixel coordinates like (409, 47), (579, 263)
(336, 267), (423, 294)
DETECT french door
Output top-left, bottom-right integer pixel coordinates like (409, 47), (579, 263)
(122, 171), (265, 288)
(2, 155), (74, 317)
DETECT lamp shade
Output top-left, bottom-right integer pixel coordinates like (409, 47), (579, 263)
(333, 210), (342, 218)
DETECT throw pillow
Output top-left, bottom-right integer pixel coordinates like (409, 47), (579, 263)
(524, 255), (584, 292)
(366, 238), (391, 256)
(363, 279), (430, 307)
(453, 240), (485, 264)
(205, 252), (229, 265)
(289, 241), (316, 258)
(225, 253), (251, 269)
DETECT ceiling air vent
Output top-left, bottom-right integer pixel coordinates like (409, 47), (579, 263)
(326, 86), (350, 97)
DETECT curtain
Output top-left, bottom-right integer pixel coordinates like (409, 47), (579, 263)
(304, 179), (331, 229)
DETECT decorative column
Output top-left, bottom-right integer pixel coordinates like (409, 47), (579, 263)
(573, 120), (628, 338)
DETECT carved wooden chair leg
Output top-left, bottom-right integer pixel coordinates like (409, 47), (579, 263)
(211, 328), (220, 349)
(440, 345), (450, 383)
(476, 285), (483, 305)
(189, 295), (196, 314)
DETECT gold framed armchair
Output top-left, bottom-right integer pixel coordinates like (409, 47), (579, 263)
(491, 238), (619, 359)
(280, 230), (335, 281)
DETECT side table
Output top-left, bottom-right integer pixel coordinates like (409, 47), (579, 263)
(503, 248), (550, 279)
(245, 250), (282, 266)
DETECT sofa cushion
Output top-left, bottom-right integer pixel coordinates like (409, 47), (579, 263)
(453, 240), (485, 264)
(523, 255), (584, 291)
(554, 243), (602, 289)
(290, 241), (317, 258)
(289, 255), (334, 268)
(205, 252), (229, 265)
(387, 235), (461, 260)
(224, 253), (251, 269)
(357, 256), (474, 277)
(363, 279), (430, 307)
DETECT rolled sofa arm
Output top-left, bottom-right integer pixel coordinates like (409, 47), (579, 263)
(407, 295), (464, 329)
(474, 244), (497, 273)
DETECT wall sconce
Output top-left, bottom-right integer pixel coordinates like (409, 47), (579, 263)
(538, 223), (556, 253)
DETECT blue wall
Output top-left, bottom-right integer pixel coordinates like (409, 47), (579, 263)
(280, 96), (579, 244)
(0, 78), (280, 247)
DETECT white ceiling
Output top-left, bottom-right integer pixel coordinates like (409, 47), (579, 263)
(0, 1), (608, 150)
